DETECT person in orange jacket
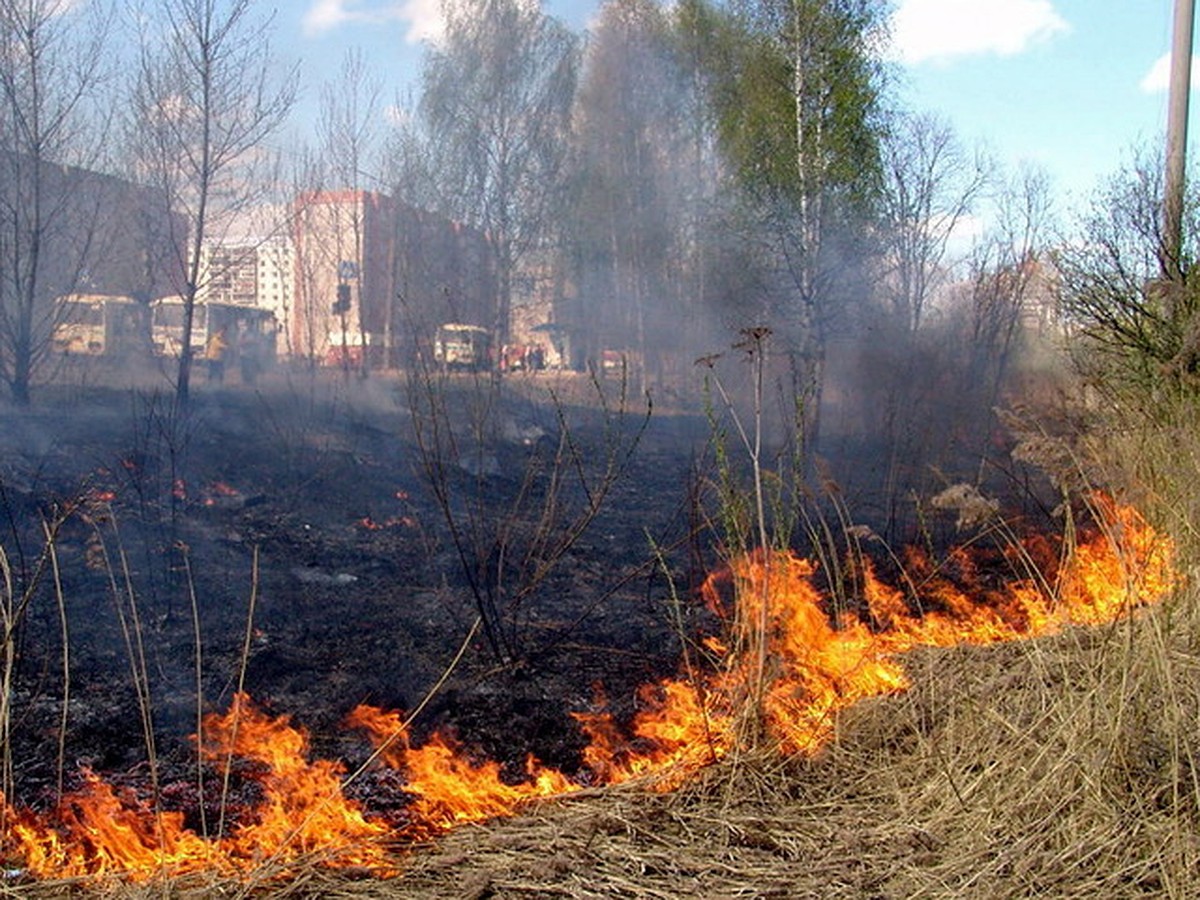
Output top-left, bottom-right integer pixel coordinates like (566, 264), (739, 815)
(206, 327), (228, 383)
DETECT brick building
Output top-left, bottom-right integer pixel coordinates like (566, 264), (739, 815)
(291, 190), (493, 367)
(28, 160), (184, 303)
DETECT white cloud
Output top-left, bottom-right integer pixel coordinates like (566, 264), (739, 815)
(301, 0), (443, 44)
(889, 0), (1069, 66)
(399, 0), (444, 44)
(302, 0), (352, 35)
(1139, 51), (1200, 93)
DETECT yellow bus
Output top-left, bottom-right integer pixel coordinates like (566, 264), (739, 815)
(52, 294), (148, 357)
(433, 323), (491, 371)
(150, 298), (277, 364)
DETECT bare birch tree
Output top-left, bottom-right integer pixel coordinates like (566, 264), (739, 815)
(962, 164), (1054, 446)
(418, 0), (579, 348)
(872, 111), (989, 528)
(127, 0), (295, 408)
(880, 111), (988, 335)
(0, 0), (115, 405)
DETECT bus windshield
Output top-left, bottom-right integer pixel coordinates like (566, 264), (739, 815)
(60, 302), (104, 326)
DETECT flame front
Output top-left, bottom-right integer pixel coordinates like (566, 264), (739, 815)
(346, 705), (576, 832)
(197, 695), (391, 870)
(3, 695), (392, 880)
(0, 495), (1175, 882)
(4, 770), (214, 878)
(698, 494), (1175, 754)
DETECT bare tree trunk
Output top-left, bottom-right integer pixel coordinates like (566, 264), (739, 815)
(0, 3), (113, 406)
(129, 0), (295, 408)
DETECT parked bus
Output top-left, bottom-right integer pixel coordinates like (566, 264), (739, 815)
(52, 294), (149, 357)
(325, 330), (375, 368)
(433, 323), (491, 371)
(150, 297), (211, 358)
(150, 298), (277, 365)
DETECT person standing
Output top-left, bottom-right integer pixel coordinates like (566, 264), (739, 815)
(206, 327), (228, 383)
(239, 328), (261, 385)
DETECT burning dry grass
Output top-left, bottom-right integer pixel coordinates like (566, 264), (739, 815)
(21, 608), (1194, 900)
(362, 608), (1199, 900)
(3, 494), (1194, 897)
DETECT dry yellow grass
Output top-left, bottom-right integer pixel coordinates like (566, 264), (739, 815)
(11, 393), (1200, 898)
(11, 588), (1196, 899)
(378, 608), (1198, 900)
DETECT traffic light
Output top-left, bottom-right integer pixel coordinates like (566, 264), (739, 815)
(332, 283), (351, 315)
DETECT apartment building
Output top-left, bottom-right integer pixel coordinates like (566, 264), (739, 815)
(256, 241), (295, 326)
(292, 190), (494, 367)
(196, 244), (258, 307)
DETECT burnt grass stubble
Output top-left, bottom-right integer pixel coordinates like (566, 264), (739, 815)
(0, 368), (1057, 843)
(0, 370), (722, 836)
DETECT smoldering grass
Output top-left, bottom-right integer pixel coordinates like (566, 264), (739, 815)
(44, 519), (69, 808)
(11, 519), (1200, 898)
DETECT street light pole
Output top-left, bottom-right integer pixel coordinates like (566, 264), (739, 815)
(1163, 0), (1195, 285)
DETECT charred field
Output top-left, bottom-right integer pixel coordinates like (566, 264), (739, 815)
(0, 370), (711, 789)
(0, 366), (1195, 898)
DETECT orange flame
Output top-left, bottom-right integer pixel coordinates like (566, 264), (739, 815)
(196, 694), (391, 871)
(0, 495), (1176, 883)
(3, 770), (214, 879)
(202, 482), (241, 507)
(345, 705), (575, 833)
(358, 489), (417, 530)
(3, 695), (392, 881)
(357, 515), (416, 530)
(689, 492), (1175, 755)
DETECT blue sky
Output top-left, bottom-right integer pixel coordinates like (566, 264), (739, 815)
(283, 0), (1183, 214)
(889, 0), (1176, 209)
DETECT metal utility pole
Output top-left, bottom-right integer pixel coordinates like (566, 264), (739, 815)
(1163, 0), (1195, 285)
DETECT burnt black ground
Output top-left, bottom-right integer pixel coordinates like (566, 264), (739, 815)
(0, 360), (1061, 825)
(0, 367), (719, 816)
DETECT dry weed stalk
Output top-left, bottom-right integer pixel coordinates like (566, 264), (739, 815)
(698, 329), (773, 751)
(44, 521), (69, 806)
(0, 507), (70, 815)
(404, 351), (649, 666)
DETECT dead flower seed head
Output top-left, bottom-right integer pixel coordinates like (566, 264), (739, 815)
(930, 484), (1000, 530)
